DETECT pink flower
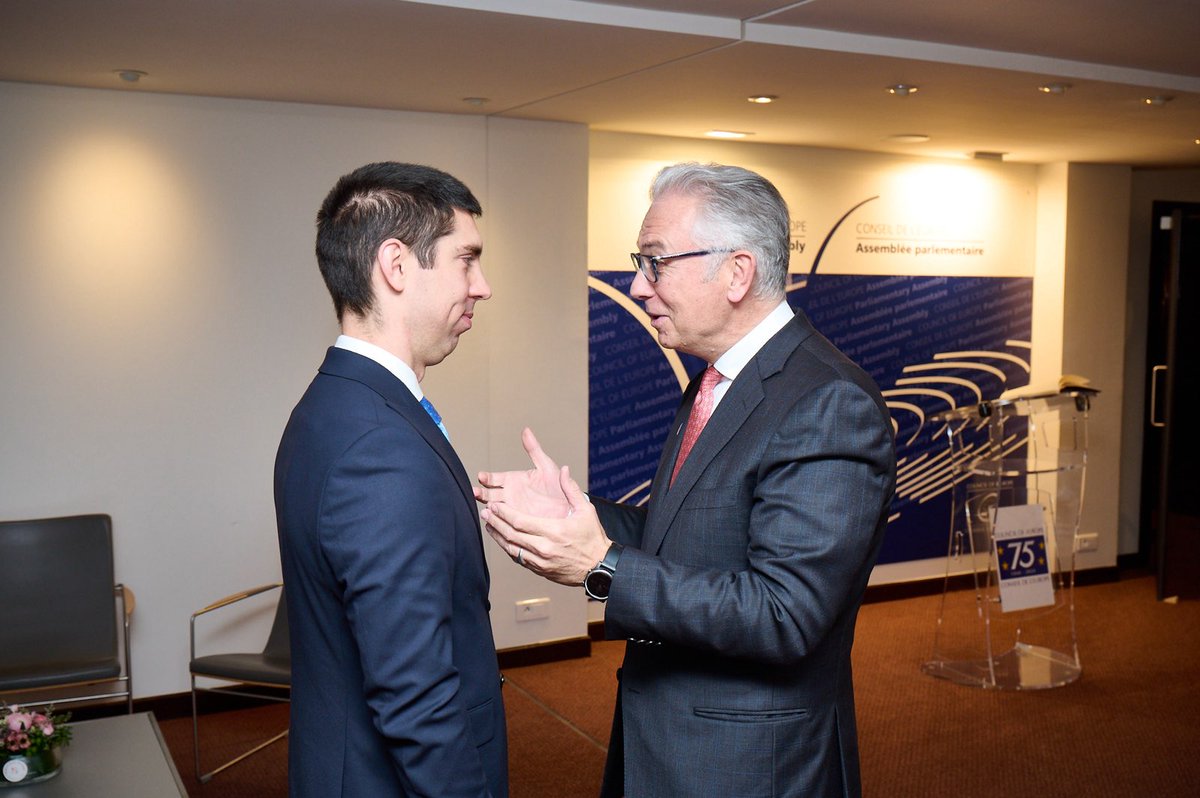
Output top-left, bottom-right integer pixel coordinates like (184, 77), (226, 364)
(2, 705), (68, 750)
(5, 712), (32, 732)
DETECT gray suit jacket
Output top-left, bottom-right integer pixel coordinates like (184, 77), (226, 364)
(594, 311), (895, 798)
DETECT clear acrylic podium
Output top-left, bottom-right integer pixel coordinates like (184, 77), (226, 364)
(922, 390), (1092, 690)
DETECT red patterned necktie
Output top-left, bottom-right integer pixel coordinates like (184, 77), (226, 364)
(671, 366), (722, 485)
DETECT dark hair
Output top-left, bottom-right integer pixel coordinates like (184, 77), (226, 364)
(651, 162), (789, 299)
(315, 162), (482, 320)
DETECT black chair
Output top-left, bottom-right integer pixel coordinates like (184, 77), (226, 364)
(0, 514), (134, 713)
(190, 582), (290, 783)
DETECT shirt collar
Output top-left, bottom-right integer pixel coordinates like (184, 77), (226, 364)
(712, 300), (794, 382)
(334, 335), (422, 402)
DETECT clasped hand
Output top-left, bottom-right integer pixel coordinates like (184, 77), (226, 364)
(475, 427), (610, 586)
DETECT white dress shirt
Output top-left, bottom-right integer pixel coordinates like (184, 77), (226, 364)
(334, 335), (424, 404)
(709, 300), (795, 409)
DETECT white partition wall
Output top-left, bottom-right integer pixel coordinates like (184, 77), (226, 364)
(0, 81), (589, 696)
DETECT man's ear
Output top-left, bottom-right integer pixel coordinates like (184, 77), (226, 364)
(726, 251), (756, 303)
(377, 238), (410, 294)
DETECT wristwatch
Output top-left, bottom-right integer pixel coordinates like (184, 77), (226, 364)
(583, 542), (624, 602)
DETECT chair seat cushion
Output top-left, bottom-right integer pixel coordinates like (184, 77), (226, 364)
(191, 653), (290, 686)
(0, 658), (122, 691)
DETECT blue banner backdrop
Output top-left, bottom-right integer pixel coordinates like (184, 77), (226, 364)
(587, 270), (1032, 565)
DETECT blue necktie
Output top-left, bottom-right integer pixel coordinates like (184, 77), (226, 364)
(420, 396), (450, 441)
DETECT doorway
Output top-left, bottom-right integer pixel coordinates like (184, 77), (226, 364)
(1141, 201), (1200, 599)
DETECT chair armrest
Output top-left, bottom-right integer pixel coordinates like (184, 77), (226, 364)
(190, 583), (283, 663)
(117, 584), (136, 617)
(192, 582), (283, 620)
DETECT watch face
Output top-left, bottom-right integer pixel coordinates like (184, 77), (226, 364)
(584, 568), (612, 600)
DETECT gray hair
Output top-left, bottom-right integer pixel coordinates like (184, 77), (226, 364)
(650, 162), (789, 299)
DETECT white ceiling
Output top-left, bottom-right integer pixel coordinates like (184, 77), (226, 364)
(2, 0), (1198, 166)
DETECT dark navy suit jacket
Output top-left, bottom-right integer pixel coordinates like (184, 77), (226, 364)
(595, 311), (895, 798)
(275, 347), (507, 797)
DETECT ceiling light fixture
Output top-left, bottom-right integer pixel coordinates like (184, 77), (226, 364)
(747, 95), (777, 104)
(114, 69), (147, 83)
(1143, 95), (1174, 106)
(461, 97), (490, 106)
(887, 134), (930, 143)
(1038, 82), (1071, 94)
(886, 84), (919, 97)
(705, 130), (752, 139)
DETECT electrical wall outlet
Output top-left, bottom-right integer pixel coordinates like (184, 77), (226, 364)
(515, 597), (550, 622)
(1076, 533), (1099, 553)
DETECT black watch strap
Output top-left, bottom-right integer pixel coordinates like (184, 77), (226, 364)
(597, 542), (623, 573)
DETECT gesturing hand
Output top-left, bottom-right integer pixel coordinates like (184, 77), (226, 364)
(475, 427), (571, 519)
(480, 464), (610, 586)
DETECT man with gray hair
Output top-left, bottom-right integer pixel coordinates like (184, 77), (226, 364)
(478, 162), (895, 797)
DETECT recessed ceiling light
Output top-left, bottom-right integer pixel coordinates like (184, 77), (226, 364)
(887, 134), (931, 143)
(886, 84), (919, 97)
(113, 69), (147, 83)
(1143, 95), (1174, 106)
(1038, 83), (1071, 94)
(705, 130), (752, 139)
(747, 95), (778, 104)
(461, 97), (490, 106)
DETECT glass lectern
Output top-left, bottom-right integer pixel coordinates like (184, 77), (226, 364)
(922, 390), (1092, 690)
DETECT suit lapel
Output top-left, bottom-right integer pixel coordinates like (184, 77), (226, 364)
(642, 379), (697, 534)
(642, 374), (763, 554)
(383, 397), (478, 516)
(642, 315), (814, 554)
(318, 348), (478, 519)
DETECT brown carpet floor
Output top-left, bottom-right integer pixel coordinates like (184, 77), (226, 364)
(156, 574), (1200, 796)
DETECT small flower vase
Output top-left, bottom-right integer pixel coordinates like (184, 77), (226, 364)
(0, 745), (63, 787)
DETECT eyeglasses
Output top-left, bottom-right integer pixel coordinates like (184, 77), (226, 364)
(629, 249), (732, 283)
